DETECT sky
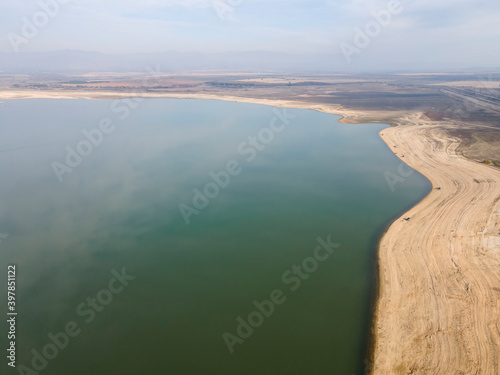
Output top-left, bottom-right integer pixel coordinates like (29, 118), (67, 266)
(1, 0), (500, 69)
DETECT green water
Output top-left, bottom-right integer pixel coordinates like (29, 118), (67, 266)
(0, 99), (430, 375)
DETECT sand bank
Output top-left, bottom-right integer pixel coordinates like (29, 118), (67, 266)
(0, 89), (403, 125)
(374, 121), (500, 374)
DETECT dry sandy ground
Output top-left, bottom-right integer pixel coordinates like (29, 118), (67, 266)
(375, 117), (500, 374)
(2, 89), (500, 374)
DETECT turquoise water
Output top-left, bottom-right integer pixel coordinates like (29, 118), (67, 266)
(0, 99), (430, 374)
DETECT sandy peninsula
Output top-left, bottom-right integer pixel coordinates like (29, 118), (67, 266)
(2, 89), (499, 374)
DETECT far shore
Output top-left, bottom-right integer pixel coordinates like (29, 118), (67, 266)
(2, 89), (499, 374)
(0, 89), (408, 126)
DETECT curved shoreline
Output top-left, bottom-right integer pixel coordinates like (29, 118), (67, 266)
(366, 168), (434, 372)
(0, 90), (406, 126)
(373, 124), (500, 374)
(3, 90), (499, 373)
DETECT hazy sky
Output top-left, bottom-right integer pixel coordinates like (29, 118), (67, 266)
(2, 0), (500, 68)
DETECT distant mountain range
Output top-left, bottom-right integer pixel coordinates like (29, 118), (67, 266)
(0, 50), (341, 74)
(0, 50), (496, 74)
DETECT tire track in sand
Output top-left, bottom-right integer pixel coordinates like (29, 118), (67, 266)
(373, 124), (500, 374)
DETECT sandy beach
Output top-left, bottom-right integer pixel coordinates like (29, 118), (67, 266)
(374, 121), (500, 374)
(0, 89), (405, 125)
(2, 90), (499, 373)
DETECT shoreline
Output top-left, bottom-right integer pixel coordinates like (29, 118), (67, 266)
(374, 125), (500, 374)
(366, 173), (434, 372)
(0, 89), (407, 126)
(2, 90), (499, 373)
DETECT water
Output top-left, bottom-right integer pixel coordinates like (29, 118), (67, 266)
(0, 99), (430, 375)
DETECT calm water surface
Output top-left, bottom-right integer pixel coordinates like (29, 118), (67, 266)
(0, 99), (430, 374)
